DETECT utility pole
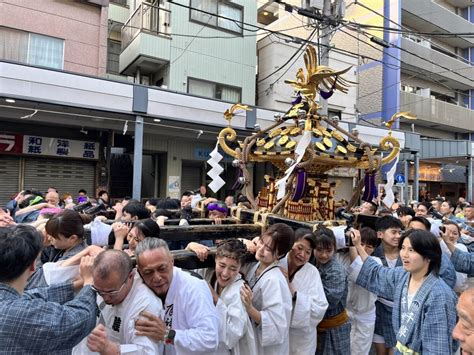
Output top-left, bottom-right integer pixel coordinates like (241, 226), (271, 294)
(319, 0), (332, 118)
(298, 0), (345, 117)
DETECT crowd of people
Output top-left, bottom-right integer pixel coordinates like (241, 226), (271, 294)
(2, 187), (474, 354)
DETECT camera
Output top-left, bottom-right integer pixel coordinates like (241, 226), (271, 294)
(73, 201), (92, 213)
(336, 208), (380, 246)
(82, 203), (107, 216)
(430, 209), (444, 220)
(336, 208), (355, 247)
(439, 225), (446, 234)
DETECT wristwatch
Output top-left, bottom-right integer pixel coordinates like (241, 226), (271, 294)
(164, 328), (176, 345)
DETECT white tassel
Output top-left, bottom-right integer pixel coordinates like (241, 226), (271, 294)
(207, 142), (225, 193)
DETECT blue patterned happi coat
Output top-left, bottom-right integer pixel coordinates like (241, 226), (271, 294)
(356, 257), (458, 354)
(316, 258), (350, 355)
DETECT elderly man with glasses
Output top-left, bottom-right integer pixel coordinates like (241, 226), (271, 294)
(77, 249), (163, 355)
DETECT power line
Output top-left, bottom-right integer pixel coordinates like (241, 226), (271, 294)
(167, 0), (473, 109)
(257, 27), (318, 84)
(338, 25), (474, 98)
(263, 22), (348, 90)
(349, 1), (473, 65)
(170, 14), (214, 65)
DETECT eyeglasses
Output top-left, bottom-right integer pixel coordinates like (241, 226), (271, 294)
(91, 273), (130, 296)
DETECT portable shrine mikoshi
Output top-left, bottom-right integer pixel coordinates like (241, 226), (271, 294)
(213, 44), (413, 224)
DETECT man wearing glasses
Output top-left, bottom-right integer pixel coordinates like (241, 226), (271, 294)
(81, 249), (163, 355)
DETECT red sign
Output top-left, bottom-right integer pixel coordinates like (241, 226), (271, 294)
(0, 133), (23, 154)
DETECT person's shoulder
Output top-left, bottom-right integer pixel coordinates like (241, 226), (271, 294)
(429, 278), (457, 302)
(298, 261), (320, 278)
(133, 276), (161, 301)
(455, 243), (469, 252)
(261, 266), (289, 287)
(222, 277), (245, 298)
(327, 258), (346, 273)
(372, 245), (384, 257)
(175, 267), (209, 289)
(294, 262), (321, 284)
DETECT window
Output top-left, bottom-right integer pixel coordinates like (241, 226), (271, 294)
(107, 40), (121, 74)
(0, 27), (64, 69)
(190, 0), (243, 34)
(188, 77), (241, 102)
(28, 34), (64, 69)
(217, 2), (242, 33)
(328, 109), (341, 120)
(0, 27), (28, 63)
(110, 0), (128, 5)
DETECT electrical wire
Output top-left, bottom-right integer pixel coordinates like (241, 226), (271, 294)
(334, 25), (472, 107)
(261, 30), (319, 94)
(263, 22), (346, 90)
(348, 1), (473, 64)
(257, 27), (318, 84)
(169, 12), (213, 65)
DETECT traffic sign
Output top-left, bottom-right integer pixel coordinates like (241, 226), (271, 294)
(395, 174), (405, 184)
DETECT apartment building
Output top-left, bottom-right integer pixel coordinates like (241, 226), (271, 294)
(399, 0), (474, 200)
(334, 0), (474, 201)
(0, 0), (109, 204)
(108, 0), (256, 104)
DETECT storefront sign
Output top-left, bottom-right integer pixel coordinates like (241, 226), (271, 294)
(0, 133), (23, 154)
(194, 147), (232, 161)
(23, 135), (99, 160)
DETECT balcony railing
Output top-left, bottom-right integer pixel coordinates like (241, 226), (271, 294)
(121, 2), (171, 50)
(400, 91), (474, 131)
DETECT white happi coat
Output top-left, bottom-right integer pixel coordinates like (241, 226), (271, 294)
(198, 268), (258, 355)
(161, 267), (220, 355)
(286, 256), (328, 355)
(336, 253), (381, 322)
(73, 273), (163, 355)
(246, 262), (292, 355)
(215, 275), (258, 355)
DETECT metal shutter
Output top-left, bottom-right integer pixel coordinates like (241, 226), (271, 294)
(24, 158), (96, 198)
(0, 156), (20, 207)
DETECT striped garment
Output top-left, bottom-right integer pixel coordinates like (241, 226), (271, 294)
(316, 258), (350, 355)
(372, 245), (402, 348)
(0, 282), (97, 354)
(451, 246), (474, 276)
(356, 257), (459, 354)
